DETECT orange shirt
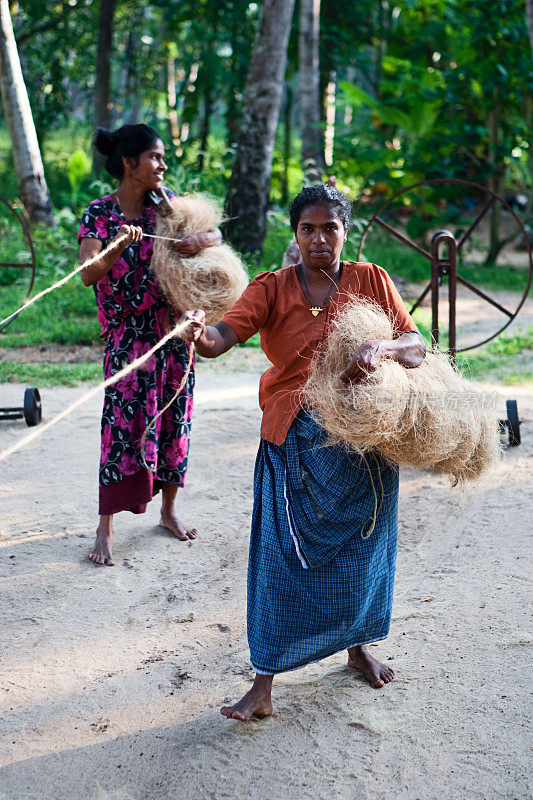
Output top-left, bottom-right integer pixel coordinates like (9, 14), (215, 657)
(221, 261), (418, 445)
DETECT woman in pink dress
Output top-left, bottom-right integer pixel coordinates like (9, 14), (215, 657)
(79, 123), (221, 566)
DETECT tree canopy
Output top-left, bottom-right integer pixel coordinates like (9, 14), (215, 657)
(0, 0), (531, 252)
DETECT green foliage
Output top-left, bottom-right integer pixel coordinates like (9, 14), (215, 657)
(259, 210), (294, 273)
(67, 149), (91, 209)
(0, 214), (100, 348)
(4, 0), (530, 256)
(0, 201), (33, 286)
(337, 0), (532, 201)
(485, 326), (533, 355)
(340, 56), (443, 137)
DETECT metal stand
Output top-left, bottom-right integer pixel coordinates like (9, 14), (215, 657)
(357, 180), (532, 448)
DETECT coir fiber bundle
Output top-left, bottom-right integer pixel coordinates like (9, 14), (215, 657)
(151, 194), (249, 325)
(304, 297), (500, 485)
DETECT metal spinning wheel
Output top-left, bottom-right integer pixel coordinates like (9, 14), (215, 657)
(0, 196), (41, 426)
(0, 196), (36, 333)
(357, 179), (532, 359)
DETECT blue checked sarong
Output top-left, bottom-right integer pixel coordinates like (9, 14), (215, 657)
(248, 409), (399, 675)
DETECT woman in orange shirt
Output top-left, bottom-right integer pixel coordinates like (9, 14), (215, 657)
(181, 185), (426, 721)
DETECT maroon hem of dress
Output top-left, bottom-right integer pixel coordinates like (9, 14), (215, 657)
(99, 469), (164, 515)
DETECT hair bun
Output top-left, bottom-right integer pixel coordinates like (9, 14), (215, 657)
(94, 128), (118, 156)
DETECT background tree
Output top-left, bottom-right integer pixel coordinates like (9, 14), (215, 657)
(93, 0), (117, 171)
(299, 0), (324, 181)
(527, 0), (533, 53)
(0, 0), (54, 224)
(224, 0), (296, 253)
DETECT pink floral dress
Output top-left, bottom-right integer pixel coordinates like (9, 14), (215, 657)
(78, 192), (194, 512)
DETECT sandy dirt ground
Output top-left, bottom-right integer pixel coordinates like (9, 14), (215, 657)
(0, 347), (532, 800)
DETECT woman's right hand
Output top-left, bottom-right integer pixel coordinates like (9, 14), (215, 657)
(115, 224), (143, 246)
(179, 310), (206, 342)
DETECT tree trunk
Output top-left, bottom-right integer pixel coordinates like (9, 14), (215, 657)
(0, 0), (54, 225)
(526, 1), (533, 221)
(281, 80), (293, 205)
(324, 71), (336, 168)
(197, 87), (213, 173)
(526, 0), (533, 55)
(524, 94), (533, 220)
(299, 0), (323, 181)
(125, 30), (141, 124)
(197, 5), (219, 173)
(225, 0), (296, 253)
(166, 54), (180, 148)
(93, 0), (116, 171)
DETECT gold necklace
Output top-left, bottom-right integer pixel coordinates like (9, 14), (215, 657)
(298, 263), (342, 316)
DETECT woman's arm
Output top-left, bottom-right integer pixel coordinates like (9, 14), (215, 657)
(80, 224), (142, 286)
(174, 228), (222, 258)
(178, 311), (240, 358)
(340, 331), (426, 385)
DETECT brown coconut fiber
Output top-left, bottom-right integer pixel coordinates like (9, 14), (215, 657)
(304, 296), (500, 485)
(151, 194), (249, 325)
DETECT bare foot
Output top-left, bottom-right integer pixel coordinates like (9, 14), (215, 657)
(159, 511), (197, 541)
(88, 530), (115, 566)
(221, 676), (273, 722)
(347, 644), (395, 688)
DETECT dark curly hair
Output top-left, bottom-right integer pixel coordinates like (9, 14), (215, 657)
(94, 124), (162, 180)
(289, 185), (352, 232)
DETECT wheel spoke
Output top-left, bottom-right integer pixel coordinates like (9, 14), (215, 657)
(457, 198), (495, 251)
(375, 217), (432, 260)
(456, 275), (514, 317)
(0, 262), (33, 268)
(409, 282), (431, 314)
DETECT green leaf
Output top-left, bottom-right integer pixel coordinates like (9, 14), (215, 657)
(339, 81), (377, 109)
(409, 102), (440, 136)
(67, 149), (91, 194)
(377, 105), (413, 130)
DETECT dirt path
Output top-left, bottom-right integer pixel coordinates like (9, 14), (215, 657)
(0, 355), (531, 800)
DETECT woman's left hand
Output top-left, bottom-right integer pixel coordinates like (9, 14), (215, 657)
(173, 234), (202, 258)
(178, 309), (206, 342)
(339, 340), (383, 385)
(173, 228), (222, 258)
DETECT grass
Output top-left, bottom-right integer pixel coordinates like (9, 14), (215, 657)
(239, 332), (261, 349)
(455, 327), (533, 385)
(0, 361), (101, 386)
